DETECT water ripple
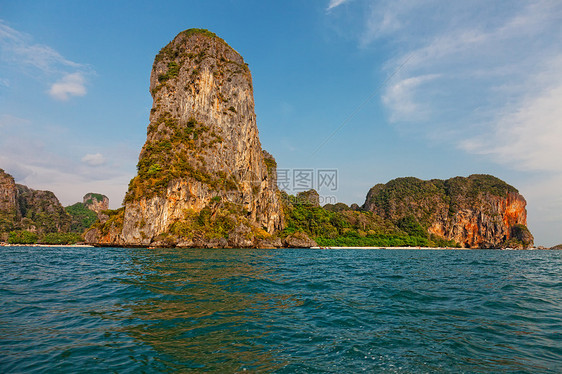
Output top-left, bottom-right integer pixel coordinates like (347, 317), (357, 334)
(1, 246), (562, 373)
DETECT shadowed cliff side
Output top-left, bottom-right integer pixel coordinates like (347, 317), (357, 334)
(86, 29), (283, 248)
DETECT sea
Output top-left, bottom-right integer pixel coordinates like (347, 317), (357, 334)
(1, 246), (561, 373)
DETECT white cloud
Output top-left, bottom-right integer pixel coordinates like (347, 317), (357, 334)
(327, 0), (352, 11)
(49, 72), (87, 101)
(366, 1), (562, 159)
(360, 0), (423, 45)
(382, 74), (440, 122)
(0, 20), (91, 98)
(460, 65), (562, 173)
(0, 20), (83, 73)
(81, 153), (106, 167)
(0, 159), (34, 182)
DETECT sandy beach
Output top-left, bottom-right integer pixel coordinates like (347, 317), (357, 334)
(0, 243), (94, 248)
(311, 246), (461, 250)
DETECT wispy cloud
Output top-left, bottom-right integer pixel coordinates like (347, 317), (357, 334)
(0, 20), (82, 72)
(81, 153), (106, 167)
(0, 154), (130, 208)
(460, 60), (562, 173)
(360, 0), (424, 45)
(358, 1), (562, 169)
(0, 20), (91, 99)
(327, 0), (353, 11)
(49, 72), (87, 101)
(382, 74), (440, 122)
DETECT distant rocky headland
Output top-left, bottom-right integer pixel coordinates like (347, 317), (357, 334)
(362, 175), (533, 249)
(282, 174), (533, 249)
(0, 168), (107, 244)
(0, 29), (539, 249)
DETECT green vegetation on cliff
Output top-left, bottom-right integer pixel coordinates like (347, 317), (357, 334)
(0, 170), (106, 243)
(84, 193), (106, 205)
(151, 29), (251, 95)
(155, 29), (224, 64)
(281, 191), (460, 248)
(168, 200), (268, 242)
(0, 210), (18, 234)
(363, 174), (531, 248)
(15, 186), (71, 234)
(40, 232), (83, 245)
(65, 203), (98, 233)
(124, 113), (228, 203)
(507, 224), (534, 248)
(366, 174), (519, 226)
(157, 61), (180, 83)
(90, 208), (125, 238)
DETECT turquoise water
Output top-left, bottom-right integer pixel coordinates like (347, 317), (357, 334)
(1, 246), (561, 373)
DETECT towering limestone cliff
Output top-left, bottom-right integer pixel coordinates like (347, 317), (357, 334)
(0, 168), (71, 240)
(363, 174), (533, 248)
(87, 29), (283, 247)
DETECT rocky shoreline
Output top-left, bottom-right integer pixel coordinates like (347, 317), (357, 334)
(0, 242), (558, 250)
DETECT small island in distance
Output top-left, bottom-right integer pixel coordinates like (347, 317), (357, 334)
(0, 29), (548, 250)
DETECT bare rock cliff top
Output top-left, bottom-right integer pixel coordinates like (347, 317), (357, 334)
(83, 193), (109, 214)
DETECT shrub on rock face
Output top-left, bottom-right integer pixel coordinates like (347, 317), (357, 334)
(396, 216), (427, 238)
(8, 230), (38, 244)
(65, 203), (98, 233)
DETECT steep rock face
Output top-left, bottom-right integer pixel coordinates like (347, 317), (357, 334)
(16, 185), (72, 234)
(83, 193), (109, 214)
(93, 29), (282, 246)
(363, 174), (533, 248)
(0, 169), (17, 212)
(0, 169), (19, 236)
(0, 168), (71, 237)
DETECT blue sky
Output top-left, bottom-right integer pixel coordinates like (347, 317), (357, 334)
(1, 0), (561, 246)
